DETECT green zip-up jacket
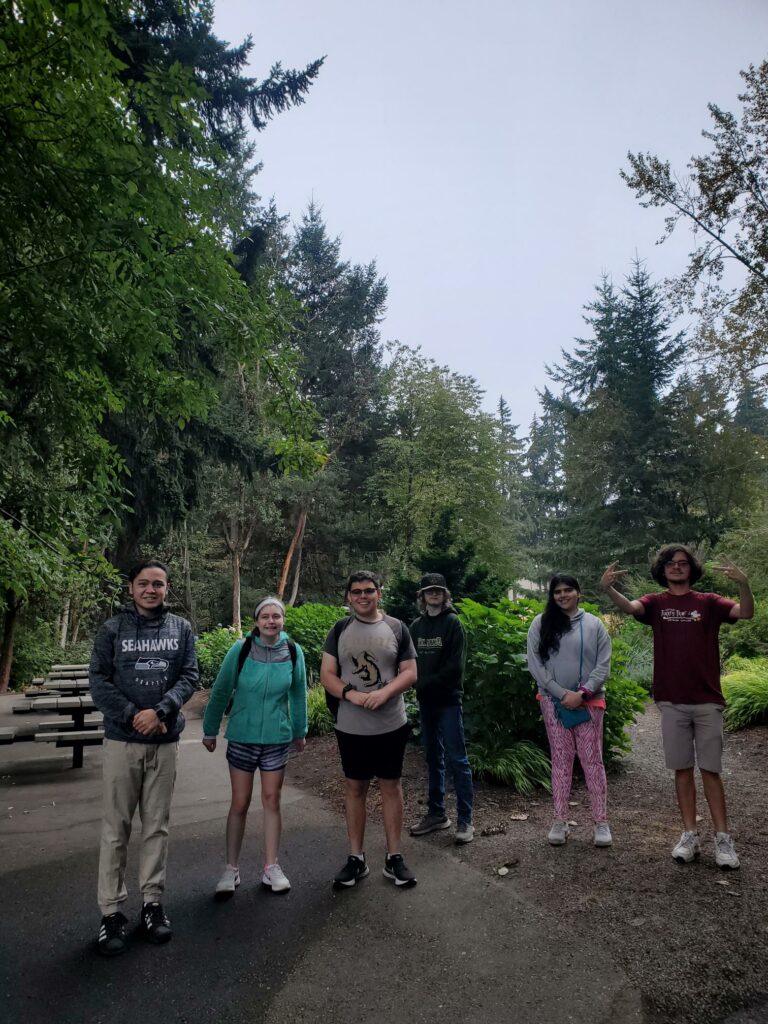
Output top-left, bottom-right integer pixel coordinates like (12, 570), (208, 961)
(202, 631), (308, 744)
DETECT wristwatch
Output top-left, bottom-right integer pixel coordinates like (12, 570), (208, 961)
(155, 707), (167, 722)
(341, 683), (355, 701)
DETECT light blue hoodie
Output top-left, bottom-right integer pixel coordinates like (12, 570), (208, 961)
(527, 609), (611, 701)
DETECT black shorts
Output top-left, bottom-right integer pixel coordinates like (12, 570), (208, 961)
(335, 723), (411, 781)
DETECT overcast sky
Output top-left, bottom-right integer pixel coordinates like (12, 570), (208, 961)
(213, 0), (768, 432)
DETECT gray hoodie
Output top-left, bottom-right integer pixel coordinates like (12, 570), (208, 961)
(89, 603), (198, 742)
(526, 609), (611, 700)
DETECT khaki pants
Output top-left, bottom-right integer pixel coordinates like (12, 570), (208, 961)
(97, 739), (179, 915)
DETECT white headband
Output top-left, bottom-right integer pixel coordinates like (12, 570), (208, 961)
(254, 597), (285, 618)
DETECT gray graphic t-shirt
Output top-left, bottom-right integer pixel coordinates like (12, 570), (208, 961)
(324, 615), (417, 736)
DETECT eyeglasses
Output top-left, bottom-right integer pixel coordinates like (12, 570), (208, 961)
(349, 587), (378, 597)
(664, 560), (689, 568)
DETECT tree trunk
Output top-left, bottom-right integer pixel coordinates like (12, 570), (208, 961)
(0, 593), (22, 694)
(288, 542), (304, 607)
(182, 521), (194, 625)
(231, 549), (242, 634)
(59, 596), (71, 649)
(278, 510), (307, 600)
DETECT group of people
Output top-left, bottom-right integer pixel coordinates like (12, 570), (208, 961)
(89, 545), (752, 958)
(527, 546), (752, 870)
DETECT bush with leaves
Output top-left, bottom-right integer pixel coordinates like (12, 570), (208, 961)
(457, 597), (648, 789)
(722, 656), (768, 731)
(307, 684), (334, 736)
(284, 603), (347, 681)
(720, 600), (768, 661)
(196, 626), (241, 688)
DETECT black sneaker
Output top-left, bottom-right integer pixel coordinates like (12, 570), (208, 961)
(333, 854), (370, 889)
(141, 902), (172, 944)
(383, 854), (417, 888)
(97, 912), (128, 956)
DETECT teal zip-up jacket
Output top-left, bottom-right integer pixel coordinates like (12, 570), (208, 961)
(202, 631), (308, 744)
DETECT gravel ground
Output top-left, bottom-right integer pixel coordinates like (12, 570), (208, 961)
(288, 705), (768, 1024)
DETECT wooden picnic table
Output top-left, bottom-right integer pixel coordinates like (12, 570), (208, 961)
(29, 695), (102, 768)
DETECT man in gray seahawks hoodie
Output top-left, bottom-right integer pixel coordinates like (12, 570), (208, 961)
(90, 559), (198, 956)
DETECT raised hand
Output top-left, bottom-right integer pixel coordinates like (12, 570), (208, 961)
(600, 561), (628, 590)
(712, 556), (748, 585)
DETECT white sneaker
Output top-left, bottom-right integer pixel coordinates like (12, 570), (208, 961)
(262, 863), (291, 892)
(714, 832), (740, 870)
(671, 831), (701, 863)
(215, 865), (240, 899)
(548, 821), (570, 845)
(593, 822), (613, 847)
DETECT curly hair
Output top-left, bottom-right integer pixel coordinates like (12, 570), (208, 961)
(538, 574), (580, 662)
(650, 545), (703, 587)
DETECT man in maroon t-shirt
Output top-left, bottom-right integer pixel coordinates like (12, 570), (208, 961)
(601, 545), (753, 870)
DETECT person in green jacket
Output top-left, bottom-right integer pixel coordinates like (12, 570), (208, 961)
(202, 597), (308, 898)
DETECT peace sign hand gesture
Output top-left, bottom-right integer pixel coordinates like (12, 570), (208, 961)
(600, 561), (628, 591)
(712, 556), (748, 586)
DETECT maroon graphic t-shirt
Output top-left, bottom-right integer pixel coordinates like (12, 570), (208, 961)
(635, 591), (735, 704)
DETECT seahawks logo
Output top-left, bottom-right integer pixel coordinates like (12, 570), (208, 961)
(134, 657), (169, 671)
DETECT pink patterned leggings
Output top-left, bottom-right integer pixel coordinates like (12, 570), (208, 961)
(541, 700), (608, 823)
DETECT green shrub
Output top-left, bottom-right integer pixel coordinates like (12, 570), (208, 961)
(307, 684), (334, 736)
(196, 626), (240, 688)
(722, 656), (768, 730)
(5, 616), (94, 690)
(720, 600), (768, 660)
(284, 603), (347, 681)
(615, 617), (654, 691)
(468, 739), (552, 793)
(457, 597), (648, 787)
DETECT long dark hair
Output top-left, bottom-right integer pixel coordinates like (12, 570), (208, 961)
(538, 574), (581, 662)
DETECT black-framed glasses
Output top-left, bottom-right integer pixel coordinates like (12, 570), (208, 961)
(664, 559), (689, 568)
(349, 587), (378, 596)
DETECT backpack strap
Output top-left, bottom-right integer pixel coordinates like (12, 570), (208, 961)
(325, 616), (353, 721)
(226, 634), (296, 714)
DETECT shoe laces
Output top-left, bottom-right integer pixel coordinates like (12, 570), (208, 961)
(715, 833), (733, 852)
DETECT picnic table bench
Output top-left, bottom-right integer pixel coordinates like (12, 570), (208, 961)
(30, 695), (102, 768)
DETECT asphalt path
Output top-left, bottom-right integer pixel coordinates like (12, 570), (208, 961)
(0, 697), (644, 1024)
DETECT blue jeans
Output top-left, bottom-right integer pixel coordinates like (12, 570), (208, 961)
(420, 703), (474, 827)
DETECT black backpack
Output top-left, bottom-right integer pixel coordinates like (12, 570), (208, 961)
(225, 633), (298, 715)
(324, 615), (408, 721)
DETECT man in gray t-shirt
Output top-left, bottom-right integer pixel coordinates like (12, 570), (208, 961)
(321, 571), (418, 889)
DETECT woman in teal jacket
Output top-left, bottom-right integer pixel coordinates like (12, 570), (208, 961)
(203, 597), (308, 898)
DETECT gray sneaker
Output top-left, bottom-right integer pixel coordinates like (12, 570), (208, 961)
(593, 822), (613, 847)
(714, 832), (740, 870)
(671, 831), (701, 863)
(455, 823), (475, 844)
(547, 821), (570, 846)
(410, 813), (450, 836)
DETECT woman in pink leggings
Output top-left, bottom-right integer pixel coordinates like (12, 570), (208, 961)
(527, 574), (613, 848)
